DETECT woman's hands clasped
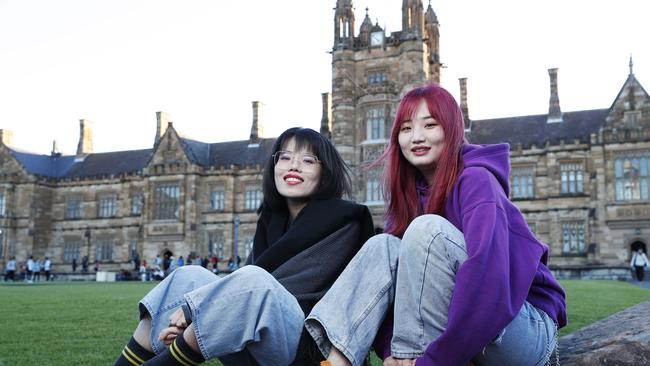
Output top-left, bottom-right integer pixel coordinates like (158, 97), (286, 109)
(158, 307), (187, 346)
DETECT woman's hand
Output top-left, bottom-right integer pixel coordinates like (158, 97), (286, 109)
(158, 326), (183, 346)
(383, 356), (416, 366)
(168, 307), (188, 329)
(157, 307), (188, 346)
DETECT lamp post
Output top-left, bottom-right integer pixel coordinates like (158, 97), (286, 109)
(84, 227), (91, 259)
(0, 228), (4, 261)
(233, 216), (240, 268)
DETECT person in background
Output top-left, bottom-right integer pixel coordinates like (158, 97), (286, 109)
(44, 257), (52, 281)
(307, 85), (567, 366)
(5, 256), (16, 282)
(82, 256), (89, 273)
(32, 258), (41, 282)
(26, 255), (34, 283)
(630, 248), (649, 281)
(140, 262), (148, 282)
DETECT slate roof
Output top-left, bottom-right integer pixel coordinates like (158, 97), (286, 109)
(9, 150), (76, 178)
(179, 137), (277, 167)
(7, 137), (277, 179)
(467, 109), (608, 148)
(64, 149), (152, 178)
(5, 107), (614, 179)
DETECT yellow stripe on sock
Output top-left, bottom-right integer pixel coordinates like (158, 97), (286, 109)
(121, 349), (140, 366)
(124, 345), (146, 364)
(172, 340), (200, 366)
(169, 340), (198, 366)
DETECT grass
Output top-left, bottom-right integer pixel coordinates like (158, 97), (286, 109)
(0, 280), (648, 366)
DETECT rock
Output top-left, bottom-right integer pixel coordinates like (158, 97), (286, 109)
(559, 301), (650, 365)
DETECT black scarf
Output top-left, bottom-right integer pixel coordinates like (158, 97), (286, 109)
(250, 198), (374, 274)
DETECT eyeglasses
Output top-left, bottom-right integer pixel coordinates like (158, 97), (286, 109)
(272, 150), (321, 172)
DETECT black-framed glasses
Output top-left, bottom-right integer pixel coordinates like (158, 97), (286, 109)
(272, 151), (321, 172)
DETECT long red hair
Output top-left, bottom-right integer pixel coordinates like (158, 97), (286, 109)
(381, 85), (466, 237)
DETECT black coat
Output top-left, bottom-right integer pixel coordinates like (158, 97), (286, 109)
(248, 198), (374, 365)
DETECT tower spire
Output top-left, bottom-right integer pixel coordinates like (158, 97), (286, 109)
(334, 0), (355, 49)
(629, 54), (634, 75)
(402, 0), (424, 39)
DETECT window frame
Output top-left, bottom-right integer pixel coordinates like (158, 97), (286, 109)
(559, 162), (584, 195)
(561, 221), (586, 254)
(208, 231), (225, 259)
(210, 185), (226, 212)
(365, 105), (386, 142)
(511, 166), (535, 199)
(244, 183), (262, 212)
(65, 195), (84, 219)
(614, 151), (650, 202)
(97, 193), (118, 218)
(153, 182), (181, 220)
(131, 192), (143, 216)
(95, 237), (114, 262)
(63, 238), (82, 263)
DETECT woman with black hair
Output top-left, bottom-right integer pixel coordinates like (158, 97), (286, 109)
(113, 127), (374, 366)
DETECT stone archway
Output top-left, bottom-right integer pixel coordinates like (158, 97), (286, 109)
(631, 241), (647, 254)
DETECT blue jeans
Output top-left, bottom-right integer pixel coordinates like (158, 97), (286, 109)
(305, 215), (557, 366)
(139, 265), (305, 366)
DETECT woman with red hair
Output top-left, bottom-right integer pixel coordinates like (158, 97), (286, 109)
(307, 85), (567, 366)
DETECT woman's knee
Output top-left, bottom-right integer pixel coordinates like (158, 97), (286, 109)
(166, 265), (216, 285)
(361, 233), (401, 263)
(406, 215), (448, 235)
(402, 215), (466, 257)
(231, 265), (279, 288)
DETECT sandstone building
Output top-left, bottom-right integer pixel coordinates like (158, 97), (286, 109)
(0, 0), (648, 278)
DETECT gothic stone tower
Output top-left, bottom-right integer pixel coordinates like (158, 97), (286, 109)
(331, 0), (441, 224)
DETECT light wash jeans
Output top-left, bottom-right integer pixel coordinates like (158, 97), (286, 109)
(139, 265), (305, 366)
(305, 214), (557, 366)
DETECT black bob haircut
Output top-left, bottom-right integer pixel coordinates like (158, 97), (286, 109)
(260, 127), (351, 212)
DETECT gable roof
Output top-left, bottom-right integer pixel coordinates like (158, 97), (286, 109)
(467, 109), (608, 148)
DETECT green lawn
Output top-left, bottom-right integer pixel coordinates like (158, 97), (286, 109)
(0, 280), (648, 366)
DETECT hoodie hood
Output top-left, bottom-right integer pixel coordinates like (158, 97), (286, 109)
(461, 143), (511, 197)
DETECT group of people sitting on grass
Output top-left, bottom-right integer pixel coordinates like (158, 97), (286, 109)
(114, 85), (567, 366)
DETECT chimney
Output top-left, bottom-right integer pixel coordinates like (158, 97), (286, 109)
(320, 92), (332, 138)
(0, 129), (13, 146)
(51, 140), (61, 156)
(547, 68), (563, 123)
(459, 78), (471, 131)
(155, 111), (171, 146)
(249, 101), (265, 145)
(76, 119), (94, 156)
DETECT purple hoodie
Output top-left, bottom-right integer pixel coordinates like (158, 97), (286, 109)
(375, 143), (567, 366)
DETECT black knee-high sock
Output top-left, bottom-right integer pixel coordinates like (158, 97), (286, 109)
(114, 337), (155, 366)
(142, 334), (205, 366)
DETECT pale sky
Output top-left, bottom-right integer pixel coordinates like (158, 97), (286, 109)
(0, 0), (647, 155)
